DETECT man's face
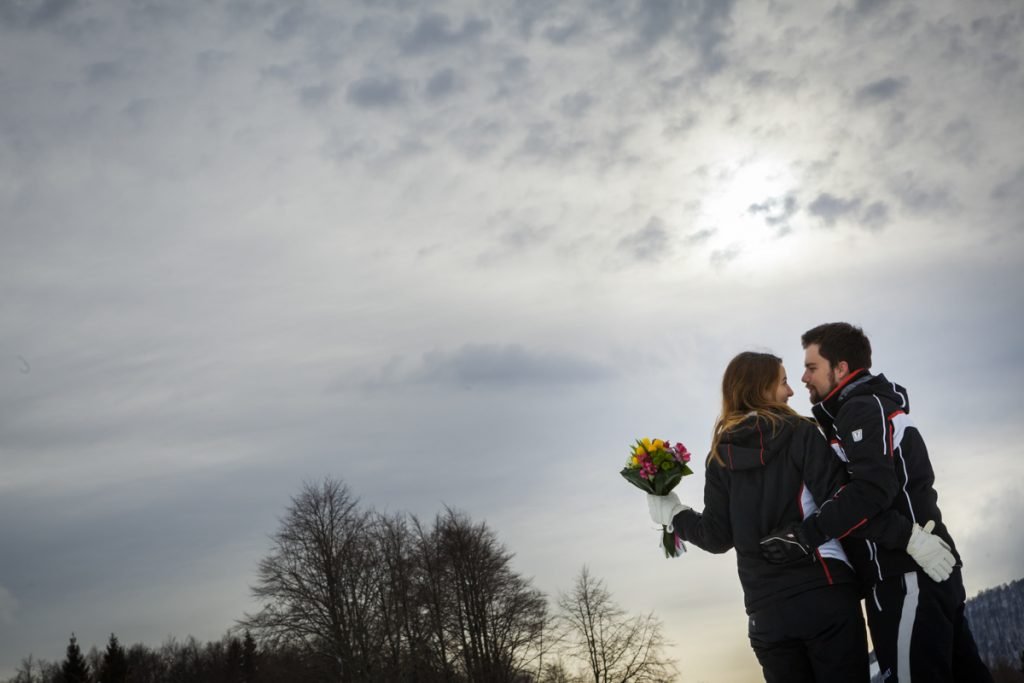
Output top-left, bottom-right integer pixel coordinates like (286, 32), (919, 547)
(802, 344), (837, 404)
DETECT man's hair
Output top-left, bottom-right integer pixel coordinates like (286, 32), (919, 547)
(801, 322), (872, 371)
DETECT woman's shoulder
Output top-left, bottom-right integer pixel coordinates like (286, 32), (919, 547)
(784, 413), (817, 429)
(783, 414), (823, 436)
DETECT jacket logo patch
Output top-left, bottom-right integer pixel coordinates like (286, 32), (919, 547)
(852, 429), (863, 442)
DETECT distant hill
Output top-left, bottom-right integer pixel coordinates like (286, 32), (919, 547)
(965, 577), (1024, 668)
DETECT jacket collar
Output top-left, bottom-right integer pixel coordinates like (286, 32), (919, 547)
(811, 368), (872, 432)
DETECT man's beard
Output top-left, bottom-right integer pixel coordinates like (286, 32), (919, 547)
(808, 370), (837, 403)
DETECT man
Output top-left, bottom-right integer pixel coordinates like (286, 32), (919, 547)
(760, 322), (992, 682)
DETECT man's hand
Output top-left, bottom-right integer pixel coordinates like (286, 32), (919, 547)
(906, 520), (955, 582)
(646, 492), (690, 529)
(760, 522), (816, 564)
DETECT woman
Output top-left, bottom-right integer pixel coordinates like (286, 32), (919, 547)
(646, 351), (868, 683)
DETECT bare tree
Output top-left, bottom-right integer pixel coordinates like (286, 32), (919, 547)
(410, 514), (460, 681)
(241, 478), (549, 682)
(426, 508), (548, 683)
(371, 511), (442, 681)
(11, 655), (43, 683)
(537, 660), (576, 683)
(241, 478), (378, 680)
(555, 567), (676, 683)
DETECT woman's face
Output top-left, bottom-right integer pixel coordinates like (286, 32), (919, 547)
(770, 363), (794, 404)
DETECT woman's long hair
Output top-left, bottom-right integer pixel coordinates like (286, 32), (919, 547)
(709, 351), (804, 466)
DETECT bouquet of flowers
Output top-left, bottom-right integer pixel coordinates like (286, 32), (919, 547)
(620, 438), (694, 557)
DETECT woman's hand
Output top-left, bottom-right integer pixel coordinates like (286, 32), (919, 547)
(646, 492), (690, 529)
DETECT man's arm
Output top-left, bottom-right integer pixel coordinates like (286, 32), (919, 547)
(847, 508), (913, 549)
(799, 397), (901, 546)
(761, 403), (954, 581)
(761, 413), (913, 565)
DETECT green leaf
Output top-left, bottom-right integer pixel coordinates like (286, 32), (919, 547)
(620, 468), (655, 493)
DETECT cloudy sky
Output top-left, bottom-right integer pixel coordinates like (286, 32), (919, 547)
(2, 0), (1023, 680)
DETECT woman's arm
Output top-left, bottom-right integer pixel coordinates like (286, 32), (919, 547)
(675, 464), (734, 554)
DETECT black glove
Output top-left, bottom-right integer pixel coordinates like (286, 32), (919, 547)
(760, 521), (818, 564)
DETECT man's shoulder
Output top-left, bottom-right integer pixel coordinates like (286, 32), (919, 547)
(837, 393), (882, 416)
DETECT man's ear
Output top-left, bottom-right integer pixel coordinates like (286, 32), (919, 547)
(834, 360), (851, 382)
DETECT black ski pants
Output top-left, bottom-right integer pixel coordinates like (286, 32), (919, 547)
(748, 583), (869, 683)
(866, 568), (993, 682)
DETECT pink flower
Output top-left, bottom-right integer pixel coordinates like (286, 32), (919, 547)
(672, 442), (692, 464)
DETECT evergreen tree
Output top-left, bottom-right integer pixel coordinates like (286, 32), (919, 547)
(241, 631), (258, 683)
(61, 633), (91, 683)
(98, 634), (128, 683)
(225, 637), (243, 683)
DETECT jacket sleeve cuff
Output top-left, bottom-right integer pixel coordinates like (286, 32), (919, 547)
(799, 515), (829, 547)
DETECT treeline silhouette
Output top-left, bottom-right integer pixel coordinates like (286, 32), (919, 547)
(11, 631), (282, 683)
(7, 478), (675, 683)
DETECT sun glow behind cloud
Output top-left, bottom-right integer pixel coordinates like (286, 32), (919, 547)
(682, 156), (813, 269)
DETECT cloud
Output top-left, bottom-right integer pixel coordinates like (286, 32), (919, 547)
(663, 112), (700, 138)
(889, 171), (954, 213)
(559, 91), (594, 119)
(498, 223), (552, 250)
(400, 12), (491, 55)
(624, 0), (735, 74)
(991, 166), (1024, 203)
(299, 83), (334, 108)
(841, 0), (894, 19)
(475, 211), (555, 264)
(744, 69), (802, 94)
(259, 62), (298, 83)
(854, 76), (909, 105)
(195, 49), (230, 74)
(425, 68), (459, 100)
(748, 195), (798, 231)
(84, 61), (123, 84)
(807, 193), (863, 226)
(617, 217), (670, 260)
(0, 0), (74, 29)
(352, 344), (614, 392)
(418, 344), (611, 387)
(0, 586), (16, 625)
(710, 245), (741, 268)
(346, 76), (406, 108)
(805, 192), (891, 229)
(940, 117), (981, 165)
(959, 486), (1024, 590)
(542, 18), (586, 45)
(861, 201), (890, 230)
(518, 122), (586, 163)
(685, 228), (715, 245)
(447, 117), (507, 160)
(267, 5), (310, 42)
(122, 98), (156, 125)
(830, 0), (910, 31)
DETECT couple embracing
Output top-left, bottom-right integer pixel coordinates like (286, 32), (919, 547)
(646, 322), (992, 683)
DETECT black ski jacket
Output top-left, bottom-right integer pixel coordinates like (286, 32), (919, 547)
(801, 370), (961, 585)
(674, 413), (861, 614)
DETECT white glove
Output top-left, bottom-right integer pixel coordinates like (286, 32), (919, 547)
(646, 493), (690, 530)
(905, 520), (955, 582)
